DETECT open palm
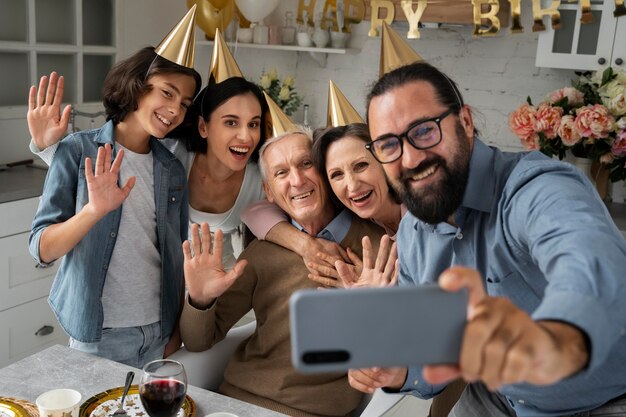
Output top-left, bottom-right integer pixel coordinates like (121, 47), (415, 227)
(27, 72), (71, 149)
(84, 144), (135, 218)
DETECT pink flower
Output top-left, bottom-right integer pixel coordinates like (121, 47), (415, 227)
(612, 133), (626, 158)
(574, 104), (615, 141)
(535, 103), (564, 139)
(509, 104), (537, 142)
(557, 115), (582, 146)
(520, 133), (540, 150)
(548, 87), (585, 106)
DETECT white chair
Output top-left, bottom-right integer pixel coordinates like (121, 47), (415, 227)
(170, 321), (405, 416)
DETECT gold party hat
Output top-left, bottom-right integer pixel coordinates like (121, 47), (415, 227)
(327, 80), (364, 127)
(380, 21), (424, 76)
(210, 28), (243, 83)
(154, 4), (197, 68)
(263, 92), (298, 138)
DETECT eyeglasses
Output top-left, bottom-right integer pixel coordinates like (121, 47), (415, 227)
(365, 108), (454, 164)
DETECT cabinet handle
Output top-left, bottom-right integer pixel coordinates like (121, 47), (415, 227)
(35, 325), (54, 336)
(616, 58), (624, 66)
(598, 57), (606, 65)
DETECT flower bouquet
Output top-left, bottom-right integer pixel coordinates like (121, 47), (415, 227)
(509, 67), (626, 183)
(258, 69), (303, 117)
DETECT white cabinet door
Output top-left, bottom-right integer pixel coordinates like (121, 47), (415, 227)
(536, 0), (619, 70)
(0, 232), (59, 311)
(610, 19), (626, 69)
(0, 296), (68, 368)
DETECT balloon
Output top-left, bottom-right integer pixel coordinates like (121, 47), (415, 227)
(234, 0), (280, 23)
(187, 0), (234, 40)
(208, 0), (231, 9)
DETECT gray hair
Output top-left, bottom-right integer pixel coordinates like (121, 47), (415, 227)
(258, 124), (313, 180)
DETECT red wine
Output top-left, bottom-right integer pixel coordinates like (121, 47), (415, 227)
(139, 379), (186, 417)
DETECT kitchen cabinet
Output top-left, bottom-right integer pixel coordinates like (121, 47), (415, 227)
(0, 197), (66, 368)
(536, 0), (626, 70)
(0, 0), (118, 107)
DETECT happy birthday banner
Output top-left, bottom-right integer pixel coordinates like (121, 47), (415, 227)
(297, 0), (626, 38)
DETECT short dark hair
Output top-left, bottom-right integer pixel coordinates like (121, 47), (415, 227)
(184, 77), (268, 163)
(102, 47), (202, 137)
(366, 62), (465, 123)
(312, 123), (372, 209)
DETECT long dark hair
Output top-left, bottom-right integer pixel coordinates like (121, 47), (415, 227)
(184, 77), (268, 163)
(102, 46), (202, 139)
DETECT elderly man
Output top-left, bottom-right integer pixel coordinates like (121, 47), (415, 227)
(179, 127), (385, 417)
(349, 62), (626, 416)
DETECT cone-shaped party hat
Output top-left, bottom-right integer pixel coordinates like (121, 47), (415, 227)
(155, 4), (197, 68)
(210, 28), (243, 83)
(327, 80), (364, 127)
(380, 21), (424, 76)
(263, 92), (298, 138)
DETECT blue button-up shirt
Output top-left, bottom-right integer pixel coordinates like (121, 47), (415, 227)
(292, 208), (352, 242)
(397, 139), (626, 416)
(29, 121), (188, 343)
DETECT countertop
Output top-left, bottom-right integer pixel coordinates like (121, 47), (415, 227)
(0, 163), (48, 204)
(0, 344), (288, 417)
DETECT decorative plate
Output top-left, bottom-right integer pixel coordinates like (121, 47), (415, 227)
(0, 397), (34, 417)
(79, 386), (195, 417)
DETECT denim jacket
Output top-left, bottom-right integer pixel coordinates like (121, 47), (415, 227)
(29, 121), (188, 343)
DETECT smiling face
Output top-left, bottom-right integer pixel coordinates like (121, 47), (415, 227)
(262, 133), (335, 234)
(199, 92), (262, 172)
(131, 73), (196, 139)
(368, 80), (474, 224)
(325, 135), (391, 220)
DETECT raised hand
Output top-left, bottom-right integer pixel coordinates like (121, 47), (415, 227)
(182, 222), (247, 308)
(27, 72), (72, 149)
(336, 235), (398, 288)
(423, 266), (589, 391)
(84, 144), (135, 219)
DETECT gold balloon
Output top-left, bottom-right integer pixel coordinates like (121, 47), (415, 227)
(187, 0), (234, 40)
(208, 0), (231, 9)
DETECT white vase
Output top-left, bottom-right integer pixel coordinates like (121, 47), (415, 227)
(312, 28), (329, 48)
(572, 157), (592, 179)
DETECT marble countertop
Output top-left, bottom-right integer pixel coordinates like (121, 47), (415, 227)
(0, 345), (287, 417)
(0, 163), (48, 204)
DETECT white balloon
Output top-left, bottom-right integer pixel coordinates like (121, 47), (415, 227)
(235, 0), (280, 23)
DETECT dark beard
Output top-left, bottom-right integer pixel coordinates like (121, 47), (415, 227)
(391, 123), (471, 224)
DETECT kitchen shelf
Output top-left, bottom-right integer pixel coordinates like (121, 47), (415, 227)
(197, 40), (350, 67)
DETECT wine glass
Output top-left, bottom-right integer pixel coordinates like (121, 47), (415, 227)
(139, 359), (187, 417)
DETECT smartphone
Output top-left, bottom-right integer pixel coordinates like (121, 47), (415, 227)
(289, 285), (467, 373)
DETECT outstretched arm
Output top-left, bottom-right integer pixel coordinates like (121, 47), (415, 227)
(242, 199), (348, 286)
(27, 71), (71, 151)
(38, 144), (135, 263)
(423, 266), (589, 391)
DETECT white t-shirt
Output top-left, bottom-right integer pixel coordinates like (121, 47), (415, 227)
(101, 144), (161, 328)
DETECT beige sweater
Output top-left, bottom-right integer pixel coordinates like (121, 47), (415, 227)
(180, 216), (384, 417)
